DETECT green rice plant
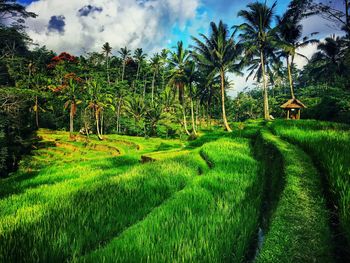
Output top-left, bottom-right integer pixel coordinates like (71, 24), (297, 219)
(270, 120), (350, 250)
(0, 154), (205, 262)
(80, 138), (261, 263)
(0, 130), (197, 262)
(256, 130), (334, 263)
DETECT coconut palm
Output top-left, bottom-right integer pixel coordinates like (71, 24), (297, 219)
(168, 41), (191, 135)
(134, 48), (147, 81)
(309, 35), (346, 81)
(150, 53), (161, 104)
(102, 42), (112, 85)
(277, 9), (318, 99)
(86, 79), (114, 140)
(185, 60), (199, 135)
(118, 46), (131, 81)
(60, 74), (83, 138)
(237, 1), (278, 120)
(192, 20), (241, 131)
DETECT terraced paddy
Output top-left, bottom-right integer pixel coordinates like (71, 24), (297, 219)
(0, 121), (349, 262)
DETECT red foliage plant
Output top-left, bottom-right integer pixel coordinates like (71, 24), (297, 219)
(47, 52), (76, 69)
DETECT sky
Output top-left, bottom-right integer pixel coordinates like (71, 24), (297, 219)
(18, 0), (345, 96)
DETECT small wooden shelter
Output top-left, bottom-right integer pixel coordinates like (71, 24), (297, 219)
(280, 98), (306, 120)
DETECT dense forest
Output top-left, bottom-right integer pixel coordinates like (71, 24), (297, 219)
(0, 0), (349, 177)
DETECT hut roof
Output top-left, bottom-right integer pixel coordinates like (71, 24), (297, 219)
(280, 98), (307, 109)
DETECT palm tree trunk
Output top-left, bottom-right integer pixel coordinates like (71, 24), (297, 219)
(189, 84), (197, 135)
(260, 51), (270, 120)
(69, 102), (74, 138)
(286, 56), (295, 99)
(96, 110), (103, 140)
(35, 95), (39, 129)
(116, 100), (121, 134)
(151, 70), (156, 104)
(182, 105), (191, 136)
(122, 61), (126, 81)
(100, 110), (104, 136)
(190, 97), (197, 135)
(136, 63), (140, 81)
(220, 69), (232, 132)
(106, 55), (110, 86)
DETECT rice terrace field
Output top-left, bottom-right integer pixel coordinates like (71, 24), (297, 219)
(0, 120), (349, 262)
(1, 0), (350, 262)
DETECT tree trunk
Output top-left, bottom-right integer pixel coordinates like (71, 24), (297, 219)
(106, 55), (110, 86)
(220, 69), (232, 132)
(182, 105), (191, 136)
(286, 56), (295, 99)
(136, 63), (141, 81)
(260, 51), (270, 120)
(116, 99), (122, 134)
(35, 95), (39, 129)
(69, 102), (74, 138)
(122, 61), (126, 81)
(189, 84), (197, 136)
(100, 110), (104, 136)
(151, 70), (156, 104)
(96, 110), (103, 140)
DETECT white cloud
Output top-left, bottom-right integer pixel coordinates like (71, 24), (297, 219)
(25, 0), (199, 55)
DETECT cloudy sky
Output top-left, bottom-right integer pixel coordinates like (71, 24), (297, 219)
(19, 0), (344, 96)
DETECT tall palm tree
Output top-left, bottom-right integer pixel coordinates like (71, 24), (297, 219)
(60, 75), (82, 138)
(192, 20), (241, 131)
(168, 41), (191, 135)
(185, 60), (198, 135)
(118, 46), (131, 81)
(134, 48), (147, 81)
(277, 10), (318, 99)
(102, 42), (112, 85)
(150, 53), (161, 104)
(237, 1), (278, 120)
(309, 35), (346, 81)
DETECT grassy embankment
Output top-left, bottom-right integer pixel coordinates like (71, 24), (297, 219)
(255, 129), (334, 262)
(270, 120), (350, 259)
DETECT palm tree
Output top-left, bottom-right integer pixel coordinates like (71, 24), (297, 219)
(124, 95), (146, 135)
(102, 42), (112, 85)
(150, 53), (161, 104)
(118, 46), (131, 81)
(86, 79), (114, 140)
(277, 9), (318, 99)
(60, 75), (83, 138)
(308, 35), (346, 81)
(168, 41), (191, 135)
(185, 60), (198, 135)
(237, 1), (278, 120)
(134, 48), (147, 81)
(192, 20), (241, 131)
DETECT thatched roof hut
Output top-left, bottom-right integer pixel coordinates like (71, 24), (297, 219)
(280, 98), (306, 119)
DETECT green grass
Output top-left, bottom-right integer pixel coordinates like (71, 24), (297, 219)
(80, 138), (261, 263)
(0, 121), (347, 262)
(270, 120), (350, 257)
(255, 129), (334, 263)
(0, 130), (195, 262)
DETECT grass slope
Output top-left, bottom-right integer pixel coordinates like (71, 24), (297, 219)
(256, 129), (334, 263)
(0, 130), (198, 262)
(81, 138), (261, 263)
